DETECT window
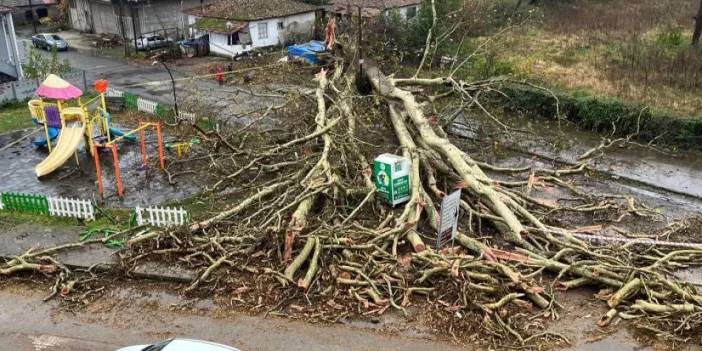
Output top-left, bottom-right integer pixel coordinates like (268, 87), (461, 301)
(258, 22), (268, 39)
(277, 21), (284, 30)
(227, 32), (240, 46)
(406, 6), (417, 19)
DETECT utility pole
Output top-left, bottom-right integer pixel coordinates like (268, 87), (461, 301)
(28, 0), (36, 33)
(118, 0), (129, 56)
(130, 3), (138, 50)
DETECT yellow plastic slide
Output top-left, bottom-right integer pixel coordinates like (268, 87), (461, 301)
(35, 123), (86, 177)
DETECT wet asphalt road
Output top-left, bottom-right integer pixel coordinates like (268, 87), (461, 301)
(0, 283), (654, 351)
(0, 286), (468, 351)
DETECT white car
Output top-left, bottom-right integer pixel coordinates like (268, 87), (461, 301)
(117, 338), (241, 351)
(135, 34), (174, 51)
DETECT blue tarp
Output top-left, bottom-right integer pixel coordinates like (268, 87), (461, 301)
(287, 40), (326, 65)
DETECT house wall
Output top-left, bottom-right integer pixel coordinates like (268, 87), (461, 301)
(249, 11), (315, 48)
(138, 0), (200, 36)
(69, 0), (203, 39)
(9, 5), (59, 25)
(91, 0), (118, 35)
(0, 12), (23, 79)
(190, 11), (315, 59)
(384, 4), (420, 20)
(68, 0), (91, 32)
(208, 32), (250, 58)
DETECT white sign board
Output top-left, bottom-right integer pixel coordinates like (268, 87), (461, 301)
(437, 189), (461, 248)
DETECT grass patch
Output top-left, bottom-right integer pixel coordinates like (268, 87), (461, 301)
(0, 102), (33, 134)
(493, 0), (702, 117)
(162, 192), (214, 222)
(0, 207), (134, 232)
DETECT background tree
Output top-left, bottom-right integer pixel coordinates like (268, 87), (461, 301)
(693, 0), (702, 45)
(22, 45), (72, 79)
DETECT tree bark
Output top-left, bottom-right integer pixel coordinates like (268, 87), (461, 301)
(693, 0), (702, 46)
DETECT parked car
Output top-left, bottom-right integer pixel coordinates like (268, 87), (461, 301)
(136, 34), (174, 51)
(117, 338), (241, 351)
(31, 33), (69, 51)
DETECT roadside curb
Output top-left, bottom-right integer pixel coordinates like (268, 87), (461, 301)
(0, 253), (194, 283)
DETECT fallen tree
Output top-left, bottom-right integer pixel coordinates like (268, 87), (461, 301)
(3, 46), (702, 349)
(123, 58), (702, 346)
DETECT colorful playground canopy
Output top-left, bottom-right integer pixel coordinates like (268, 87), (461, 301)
(35, 74), (83, 100)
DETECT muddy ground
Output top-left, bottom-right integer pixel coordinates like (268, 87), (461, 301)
(0, 278), (654, 351)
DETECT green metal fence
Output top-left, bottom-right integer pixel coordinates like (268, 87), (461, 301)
(1, 193), (49, 214)
(155, 104), (173, 119)
(123, 93), (138, 110)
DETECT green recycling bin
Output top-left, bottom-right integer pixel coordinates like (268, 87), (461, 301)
(373, 153), (411, 206)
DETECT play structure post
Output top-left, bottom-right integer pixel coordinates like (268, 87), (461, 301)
(43, 123), (52, 152)
(100, 92), (107, 112)
(104, 113), (112, 143)
(38, 99), (53, 152)
(93, 144), (104, 197)
(139, 121), (148, 166)
(156, 122), (165, 170)
(94, 81), (111, 143)
(111, 145), (124, 198)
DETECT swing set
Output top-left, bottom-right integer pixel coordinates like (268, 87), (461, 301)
(93, 121), (166, 198)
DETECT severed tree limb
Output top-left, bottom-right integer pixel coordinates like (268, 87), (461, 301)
(284, 237), (316, 282)
(190, 179), (294, 233)
(284, 69), (334, 262)
(298, 236), (321, 289)
(365, 60), (535, 249)
(413, 0), (436, 78)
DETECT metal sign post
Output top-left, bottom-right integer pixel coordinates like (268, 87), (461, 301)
(436, 189), (461, 249)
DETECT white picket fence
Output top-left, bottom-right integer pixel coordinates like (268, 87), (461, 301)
(179, 110), (196, 123)
(106, 87), (124, 98)
(137, 98), (158, 114)
(106, 87), (198, 123)
(47, 196), (95, 220)
(135, 206), (189, 227)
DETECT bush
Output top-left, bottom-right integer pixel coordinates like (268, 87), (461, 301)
(22, 45), (71, 80)
(499, 85), (702, 148)
(656, 26), (685, 49)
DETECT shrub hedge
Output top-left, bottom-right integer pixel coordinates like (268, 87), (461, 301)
(499, 85), (702, 149)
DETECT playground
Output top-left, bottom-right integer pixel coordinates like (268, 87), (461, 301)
(0, 75), (208, 208)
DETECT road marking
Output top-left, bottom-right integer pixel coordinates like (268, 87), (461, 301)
(31, 335), (69, 350)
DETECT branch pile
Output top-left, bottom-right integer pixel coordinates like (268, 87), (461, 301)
(4, 60), (702, 348)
